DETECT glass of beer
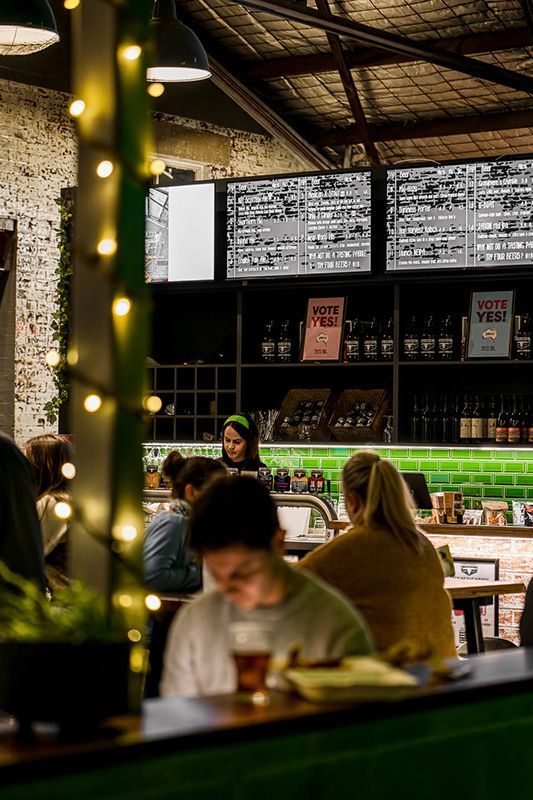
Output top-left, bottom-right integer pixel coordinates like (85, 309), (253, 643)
(229, 622), (273, 704)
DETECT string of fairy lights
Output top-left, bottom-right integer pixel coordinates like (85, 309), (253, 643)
(42, 0), (173, 655)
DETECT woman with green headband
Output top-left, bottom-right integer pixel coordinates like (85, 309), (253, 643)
(221, 413), (266, 474)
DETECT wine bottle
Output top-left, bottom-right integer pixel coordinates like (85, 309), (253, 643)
(441, 395), (451, 443)
(508, 395), (521, 444)
(277, 320), (292, 363)
(261, 321), (275, 362)
(459, 395), (472, 444)
(514, 313), (532, 360)
(421, 394), (433, 442)
(420, 315), (436, 361)
(403, 316), (419, 361)
(363, 317), (379, 362)
(495, 395), (509, 444)
(344, 319), (361, 362)
(437, 315), (455, 361)
(470, 395), (485, 444)
(486, 395), (497, 443)
(410, 395), (422, 442)
(380, 318), (394, 361)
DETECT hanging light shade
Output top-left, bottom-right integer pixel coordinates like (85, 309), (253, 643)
(0, 0), (60, 56)
(147, 0), (210, 83)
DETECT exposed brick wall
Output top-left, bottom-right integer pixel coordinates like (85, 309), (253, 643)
(0, 80), (304, 443)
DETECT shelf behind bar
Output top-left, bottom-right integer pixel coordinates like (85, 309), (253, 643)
(399, 359), (533, 366)
(242, 361), (394, 367)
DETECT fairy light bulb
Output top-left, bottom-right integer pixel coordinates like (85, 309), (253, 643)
(118, 525), (138, 542)
(147, 83), (165, 98)
(97, 238), (117, 256)
(54, 501), (72, 520)
(149, 159), (166, 177)
(61, 462), (76, 480)
(118, 594), (133, 608)
(128, 629), (142, 643)
(69, 99), (85, 117)
(64, 0), (80, 8)
(122, 45), (142, 61)
(144, 395), (162, 413)
(145, 594), (162, 611)
(45, 350), (60, 367)
(113, 297), (131, 317)
(96, 160), (114, 178)
(84, 394), (102, 413)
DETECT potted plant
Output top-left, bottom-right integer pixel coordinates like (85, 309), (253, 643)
(0, 562), (130, 732)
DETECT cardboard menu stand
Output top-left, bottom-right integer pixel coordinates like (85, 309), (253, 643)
(301, 297), (345, 362)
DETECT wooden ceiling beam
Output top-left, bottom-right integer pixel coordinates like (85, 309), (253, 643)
(236, 0), (533, 94)
(315, 109), (533, 146)
(314, 0), (380, 164)
(244, 28), (533, 79)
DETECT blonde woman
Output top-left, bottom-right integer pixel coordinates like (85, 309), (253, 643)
(299, 451), (456, 660)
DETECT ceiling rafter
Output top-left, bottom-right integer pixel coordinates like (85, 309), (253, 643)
(243, 28), (533, 80)
(235, 0), (533, 94)
(315, 109), (533, 146)
(314, 0), (379, 164)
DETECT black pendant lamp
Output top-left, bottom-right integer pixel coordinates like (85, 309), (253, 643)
(0, 0), (60, 56)
(147, 0), (211, 83)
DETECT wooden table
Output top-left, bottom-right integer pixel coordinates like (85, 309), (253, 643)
(444, 578), (525, 655)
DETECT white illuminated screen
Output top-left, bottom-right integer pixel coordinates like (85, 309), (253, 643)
(145, 183), (215, 283)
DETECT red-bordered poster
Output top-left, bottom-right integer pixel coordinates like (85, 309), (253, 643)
(301, 297), (345, 362)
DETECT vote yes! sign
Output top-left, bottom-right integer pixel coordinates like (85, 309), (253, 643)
(302, 297), (345, 361)
(467, 290), (514, 359)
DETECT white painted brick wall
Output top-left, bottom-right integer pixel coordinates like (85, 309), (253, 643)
(0, 79), (305, 443)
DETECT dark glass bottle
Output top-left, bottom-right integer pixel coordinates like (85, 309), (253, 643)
(514, 313), (532, 360)
(470, 395), (485, 444)
(344, 319), (361, 362)
(508, 395), (521, 444)
(410, 396), (422, 442)
(520, 397), (529, 444)
(437, 315), (455, 361)
(486, 395), (497, 443)
(420, 315), (436, 361)
(277, 320), (292, 363)
(403, 316), (419, 361)
(495, 395), (509, 445)
(380, 318), (394, 361)
(459, 395), (471, 444)
(421, 394), (433, 442)
(451, 396), (461, 444)
(441, 395), (451, 443)
(432, 396), (442, 443)
(363, 317), (379, 362)
(261, 320), (275, 362)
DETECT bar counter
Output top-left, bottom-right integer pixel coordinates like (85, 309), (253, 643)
(2, 649), (533, 799)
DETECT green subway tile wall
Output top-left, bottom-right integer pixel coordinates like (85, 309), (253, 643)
(143, 443), (533, 516)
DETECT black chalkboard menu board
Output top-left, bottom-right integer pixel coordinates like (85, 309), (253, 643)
(226, 170), (371, 279)
(386, 158), (533, 271)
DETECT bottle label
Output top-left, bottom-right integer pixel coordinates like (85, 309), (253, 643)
(471, 418), (486, 439)
(345, 341), (360, 359)
(495, 427), (508, 443)
(277, 342), (291, 358)
(403, 338), (418, 357)
(438, 337), (453, 356)
(460, 418), (472, 439)
(508, 427), (521, 443)
(420, 337), (436, 356)
(380, 339), (393, 356)
(487, 417), (497, 439)
(261, 342), (274, 358)
(364, 339), (378, 356)
(515, 336), (531, 357)
(528, 426), (533, 444)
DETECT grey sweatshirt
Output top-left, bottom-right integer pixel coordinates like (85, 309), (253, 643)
(161, 568), (372, 697)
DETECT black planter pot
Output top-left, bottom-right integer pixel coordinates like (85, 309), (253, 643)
(0, 641), (130, 728)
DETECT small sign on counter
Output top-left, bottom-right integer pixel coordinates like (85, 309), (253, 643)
(302, 296), (345, 361)
(467, 289), (514, 358)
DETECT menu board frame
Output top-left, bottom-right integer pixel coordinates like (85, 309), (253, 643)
(225, 167), (374, 282)
(385, 153), (533, 275)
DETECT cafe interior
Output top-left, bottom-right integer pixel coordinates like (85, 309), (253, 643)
(2, 0), (533, 797)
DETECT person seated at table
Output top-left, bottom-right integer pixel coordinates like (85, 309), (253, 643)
(24, 433), (74, 590)
(298, 451), (456, 661)
(144, 453), (225, 593)
(220, 413), (266, 474)
(161, 475), (372, 698)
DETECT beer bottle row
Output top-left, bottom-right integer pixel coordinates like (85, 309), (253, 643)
(411, 394), (533, 444)
(261, 321), (292, 362)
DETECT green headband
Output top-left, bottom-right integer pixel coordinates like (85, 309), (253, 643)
(223, 414), (250, 431)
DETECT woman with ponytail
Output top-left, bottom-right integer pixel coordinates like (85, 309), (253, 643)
(299, 451), (455, 660)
